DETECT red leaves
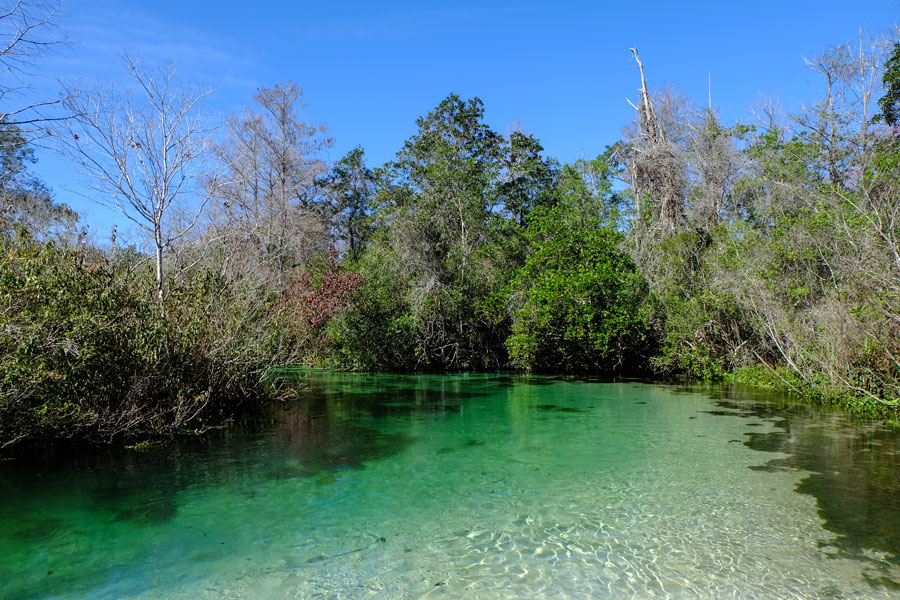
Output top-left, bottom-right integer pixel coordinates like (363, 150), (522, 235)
(282, 252), (362, 329)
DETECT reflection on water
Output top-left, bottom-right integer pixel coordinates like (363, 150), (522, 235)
(1, 372), (900, 598)
(706, 391), (900, 589)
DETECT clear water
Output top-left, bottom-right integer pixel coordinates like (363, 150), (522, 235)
(3, 372), (900, 599)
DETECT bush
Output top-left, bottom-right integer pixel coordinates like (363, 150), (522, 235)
(0, 230), (306, 448)
(506, 211), (655, 373)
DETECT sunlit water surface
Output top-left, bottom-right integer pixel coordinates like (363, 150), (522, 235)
(3, 373), (900, 599)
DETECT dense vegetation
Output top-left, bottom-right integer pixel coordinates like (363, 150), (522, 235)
(3, 22), (900, 449)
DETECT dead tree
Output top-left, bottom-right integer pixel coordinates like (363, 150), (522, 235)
(205, 82), (332, 289)
(624, 49), (687, 242)
(61, 57), (215, 300)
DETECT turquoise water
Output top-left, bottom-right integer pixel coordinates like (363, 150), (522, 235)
(3, 372), (900, 598)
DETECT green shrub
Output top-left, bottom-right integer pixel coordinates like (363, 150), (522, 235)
(0, 231), (306, 448)
(506, 211), (655, 373)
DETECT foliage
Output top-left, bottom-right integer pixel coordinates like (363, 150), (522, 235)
(506, 205), (655, 372)
(0, 229), (312, 448)
(325, 245), (422, 371)
(877, 42), (900, 126)
(335, 95), (520, 370)
(0, 230), (142, 444)
(0, 121), (77, 239)
(321, 146), (375, 261)
(278, 250), (362, 364)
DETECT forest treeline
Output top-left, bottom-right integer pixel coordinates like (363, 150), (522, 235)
(3, 9), (900, 447)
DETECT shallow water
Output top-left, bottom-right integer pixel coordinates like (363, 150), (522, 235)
(2, 372), (900, 598)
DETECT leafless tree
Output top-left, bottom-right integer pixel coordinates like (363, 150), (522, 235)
(61, 57), (215, 299)
(0, 1), (67, 130)
(798, 44), (857, 188)
(623, 50), (690, 244)
(687, 108), (744, 227)
(207, 82), (332, 289)
(622, 51), (746, 240)
(795, 31), (900, 189)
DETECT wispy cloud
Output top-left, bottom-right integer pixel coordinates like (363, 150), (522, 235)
(45, 0), (260, 101)
(29, 0), (266, 236)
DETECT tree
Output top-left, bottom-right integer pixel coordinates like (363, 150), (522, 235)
(0, 1), (67, 131)
(554, 152), (623, 228)
(322, 146), (374, 262)
(506, 204), (654, 373)
(381, 93), (502, 279)
(878, 42), (900, 127)
(208, 82), (332, 286)
(622, 51), (691, 249)
(331, 94), (530, 370)
(0, 118), (75, 237)
(61, 57), (214, 299)
(687, 109), (745, 228)
(375, 94), (504, 367)
(497, 131), (557, 226)
(800, 45), (857, 188)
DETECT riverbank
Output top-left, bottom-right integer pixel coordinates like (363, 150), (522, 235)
(728, 366), (900, 422)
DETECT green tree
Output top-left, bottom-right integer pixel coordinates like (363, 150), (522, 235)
(497, 131), (558, 226)
(507, 204), (654, 373)
(352, 94), (507, 369)
(0, 121), (76, 239)
(322, 146), (374, 261)
(877, 42), (900, 127)
(553, 152), (625, 227)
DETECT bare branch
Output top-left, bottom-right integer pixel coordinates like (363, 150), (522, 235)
(0, 1), (68, 131)
(59, 56), (215, 300)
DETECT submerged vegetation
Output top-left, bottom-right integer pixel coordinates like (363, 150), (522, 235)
(2, 3), (900, 448)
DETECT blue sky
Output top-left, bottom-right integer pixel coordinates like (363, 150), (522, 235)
(24, 0), (900, 237)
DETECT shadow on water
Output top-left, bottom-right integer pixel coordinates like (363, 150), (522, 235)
(0, 372), (515, 529)
(535, 404), (588, 413)
(0, 372), (520, 599)
(691, 384), (900, 587)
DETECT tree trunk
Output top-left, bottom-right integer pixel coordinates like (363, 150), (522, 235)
(155, 227), (164, 301)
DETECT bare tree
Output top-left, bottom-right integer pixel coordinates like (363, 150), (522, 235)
(687, 108), (744, 227)
(623, 50), (690, 244)
(796, 31), (900, 188)
(0, 1), (67, 130)
(61, 57), (214, 299)
(622, 52), (745, 238)
(207, 82), (332, 288)
(799, 45), (856, 188)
